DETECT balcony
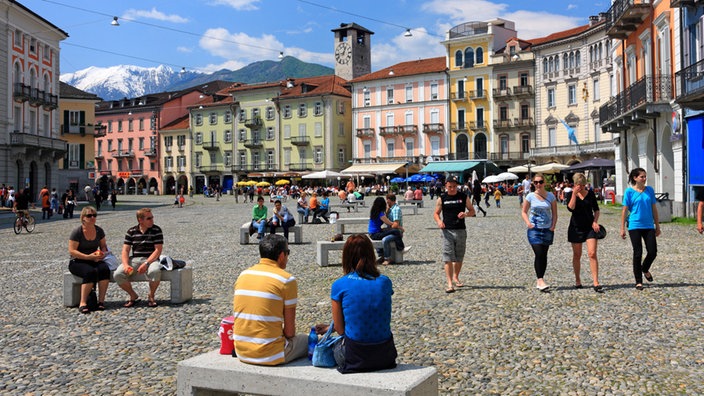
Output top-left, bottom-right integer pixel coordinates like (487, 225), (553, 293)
(453, 151), (488, 160)
(198, 164), (224, 173)
(490, 151), (531, 162)
(514, 117), (535, 128)
(178, 145), (185, 151)
(143, 148), (158, 157)
(356, 128), (375, 138)
(604, 0), (651, 40)
(164, 166), (174, 173)
(379, 126), (400, 136)
(469, 90), (487, 99)
(451, 122), (468, 131)
(493, 88), (512, 99)
(531, 140), (615, 158)
(291, 136), (310, 146)
(9, 132), (67, 157)
(451, 91), (467, 101)
(599, 75), (673, 133)
(493, 119), (513, 130)
(94, 124), (107, 137)
(397, 125), (418, 135)
(178, 166), (187, 173)
(675, 58), (704, 110)
(243, 139), (263, 148)
(94, 152), (104, 160)
(671, 0), (700, 6)
(512, 85), (533, 97)
(42, 91), (59, 110)
(469, 121), (487, 131)
(165, 145), (172, 153)
(113, 150), (135, 158)
(422, 123), (445, 134)
(244, 116), (262, 128)
(13, 83), (30, 103)
(202, 141), (219, 150)
(29, 88), (43, 107)
(288, 162), (311, 171)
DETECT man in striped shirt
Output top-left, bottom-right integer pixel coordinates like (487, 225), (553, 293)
(233, 234), (307, 365)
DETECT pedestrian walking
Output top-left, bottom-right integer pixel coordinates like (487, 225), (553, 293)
(567, 173), (603, 293)
(471, 180), (486, 217)
(521, 173), (557, 292)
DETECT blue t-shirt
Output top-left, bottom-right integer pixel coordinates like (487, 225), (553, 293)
(525, 192), (556, 229)
(368, 212), (385, 234)
(320, 197), (329, 210)
(331, 272), (393, 343)
(622, 186), (656, 230)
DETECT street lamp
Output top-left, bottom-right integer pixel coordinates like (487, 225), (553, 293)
(337, 176), (341, 188)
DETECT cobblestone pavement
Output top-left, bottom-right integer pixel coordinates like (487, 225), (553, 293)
(0, 193), (702, 395)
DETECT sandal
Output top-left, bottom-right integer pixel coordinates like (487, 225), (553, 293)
(147, 299), (158, 307)
(123, 298), (141, 308)
(97, 302), (106, 311)
(643, 272), (653, 282)
(79, 305), (90, 314)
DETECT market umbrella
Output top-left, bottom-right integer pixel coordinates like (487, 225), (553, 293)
(482, 175), (501, 183)
(507, 164), (531, 173)
(563, 158), (615, 172)
(390, 177), (405, 183)
(256, 181), (270, 187)
(497, 172), (519, 181)
(407, 174), (424, 183)
(246, 180), (258, 186)
(275, 179), (290, 185)
(532, 162), (569, 174)
(301, 170), (344, 179)
(420, 174), (436, 183)
(236, 181), (249, 186)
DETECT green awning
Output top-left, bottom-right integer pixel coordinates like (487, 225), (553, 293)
(419, 160), (501, 174)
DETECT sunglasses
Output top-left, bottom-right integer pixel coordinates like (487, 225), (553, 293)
(144, 216), (154, 220)
(85, 213), (98, 218)
(533, 180), (545, 185)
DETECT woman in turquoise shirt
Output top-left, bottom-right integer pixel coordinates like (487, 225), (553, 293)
(620, 168), (661, 290)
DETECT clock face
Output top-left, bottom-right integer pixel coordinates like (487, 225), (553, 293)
(335, 43), (351, 65)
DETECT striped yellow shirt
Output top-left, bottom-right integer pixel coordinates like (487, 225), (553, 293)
(233, 258), (298, 365)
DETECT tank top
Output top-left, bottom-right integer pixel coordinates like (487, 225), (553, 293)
(441, 191), (468, 230)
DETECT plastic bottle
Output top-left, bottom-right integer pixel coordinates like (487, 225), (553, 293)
(307, 327), (317, 360)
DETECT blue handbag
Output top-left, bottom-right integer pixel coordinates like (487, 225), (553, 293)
(312, 322), (342, 367)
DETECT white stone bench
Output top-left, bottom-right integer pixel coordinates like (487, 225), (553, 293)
(240, 222), (303, 244)
(330, 203), (359, 212)
(398, 199), (424, 208)
(334, 217), (368, 234)
(317, 239), (403, 266)
(177, 350), (437, 396)
(398, 204), (418, 215)
(63, 266), (193, 306)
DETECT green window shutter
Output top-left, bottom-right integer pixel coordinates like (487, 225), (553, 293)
(79, 144), (85, 169)
(63, 143), (69, 169)
(63, 111), (69, 134)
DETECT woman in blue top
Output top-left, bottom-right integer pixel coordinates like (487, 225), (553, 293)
(521, 173), (558, 292)
(327, 234), (397, 372)
(368, 196), (404, 265)
(620, 168), (660, 290)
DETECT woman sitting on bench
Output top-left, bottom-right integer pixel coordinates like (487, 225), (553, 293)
(68, 206), (110, 314)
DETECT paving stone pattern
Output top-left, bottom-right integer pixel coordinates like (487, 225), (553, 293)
(0, 193), (703, 395)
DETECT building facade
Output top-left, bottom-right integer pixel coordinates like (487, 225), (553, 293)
(532, 17), (616, 169)
(1, 1), (67, 198)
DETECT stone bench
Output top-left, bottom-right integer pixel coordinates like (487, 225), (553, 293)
(240, 222), (303, 244)
(330, 203), (359, 213)
(63, 266), (193, 306)
(177, 350), (437, 396)
(398, 199), (424, 208)
(317, 239), (403, 266)
(333, 217), (368, 234)
(398, 204), (418, 215)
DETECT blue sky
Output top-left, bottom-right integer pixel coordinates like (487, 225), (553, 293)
(23, 0), (609, 75)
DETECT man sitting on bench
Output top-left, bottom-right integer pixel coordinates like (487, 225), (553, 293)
(233, 234), (307, 365)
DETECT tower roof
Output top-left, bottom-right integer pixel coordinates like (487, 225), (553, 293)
(331, 22), (374, 35)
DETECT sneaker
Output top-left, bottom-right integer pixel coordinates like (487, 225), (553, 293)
(403, 246), (413, 253)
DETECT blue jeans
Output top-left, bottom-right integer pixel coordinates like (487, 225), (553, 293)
(370, 229), (404, 259)
(251, 219), (267, 236)
(297, 207), (309, 222)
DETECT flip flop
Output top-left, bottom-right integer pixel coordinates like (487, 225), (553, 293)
(123, 298), (140, 308)
(97, 302), (106, 311)
(148, 300), (158, 307)
(454, 281), (464, 287)
(445, 287), (455, 293)
(79, 305), (90, 314)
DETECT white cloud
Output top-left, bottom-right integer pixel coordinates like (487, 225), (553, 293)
(122, 8), (189, 23)
(197, 60), (249, 74)
(206, 0), (261, 11)
(176, 46), (193, 53)
(199, 28), (282, 61)
(567, 4), (577, 10)
(372, 28), (446, 70)
(503, 10), (581, 40)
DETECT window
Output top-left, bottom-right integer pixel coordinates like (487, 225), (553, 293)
(195, 152), (202, 167)
(238, 109), (246, 122)
(266, 107), (275, 120)
(521, 134), (530, 154)
(455, 50), (463, 68)
(363, 90), (370, 106)
(224, 130), (232, 143)
(386, 141), (395, 156)
(267, 151), (275, 168)
(252, 108), (260, 119)
(239, 151), (247, 166)
(298, 103), (307, 117)
(195, 114), (203, 126)
(500, 135), (509, 155)
(568, 84), (577, 105)
(177, 135), (186, 149)
(315, 122), (322, 138)
(224, 111), (232, 123)
(107, 159), (113, 170)
(476, 108), (484, 125)
(363, 142), (371, 159)
(283, 105), (292, 118)
(476, 78), (484, 97)
(195, 132), (202, 145)
(405, 140), (414, 157)
(298, 124), (306, 138)
(499, 75), (507, 91)
(266, 127), (275, 140)
(68, 144), (81, 169)
(594, 122), (601, 142)
(138, 158), (144, 172)
(338, 148), (345, 164)
(510, 46), (516, 56)
(178, 156), (186, 170)
(387, 88), (394, 104)
(548, 127), (556, 146)
(117, 121), (123, 132)
(284, 125), (291, 139)
(165, 157), (173, 170)
(68, 110), (81, 126)
(30, 38), (36, 54)
(209, 113), (217, 125)
(14, 29), (21, 47)
(521, 104), (529, 120)
(117, 139), (123, 152)
(593, 79), (600, 101)
(405, 86), (413, 102)
(128, 119), (133, 132)
(405, 112), (413, 126)
(338, 122), (345, 137)
(547, 88), (555, 108)
(430, 137), (440, 156)
(139, 137), (144, 150)
(314, 102), (322, 116)
(283, 149), (291, 166)
(430, 83), (438, 100)
(107, 121), (113, 133)
(520, 73), (528, 86)
(139, 118), (144, 131)
(107, 140), (113, 152)
(476, 47), (484, 64)
(164, 136), (173, 149)
(464, 47), (474, 68)
(499, 106), (508, 121)
(239, 129), (246, 141)
(314, 147), (323, 164)
(386, 113), (394, 127)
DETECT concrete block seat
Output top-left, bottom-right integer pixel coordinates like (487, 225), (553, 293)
(239, 222), (303, 244)
(63, 266), (193, 306)
(398, 204), (418, 215)
(329, 203), (360, 213)
(398, 199), (424, 208)
(177, 350), (438, 396)
(317, 239), (403, 266)
(333, 217), (368, 234)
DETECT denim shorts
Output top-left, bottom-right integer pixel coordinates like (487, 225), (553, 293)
(527, 227), (554, 246)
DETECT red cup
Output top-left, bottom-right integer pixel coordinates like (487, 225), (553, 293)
(219, 316), (235, 355)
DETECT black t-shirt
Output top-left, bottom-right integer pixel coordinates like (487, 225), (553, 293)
(567, 190), (600, 231)
(440, 191), (468, 230)
(695, 187), (704, 202)
(69, 225), (106, 256)
(15, 191), (30, 210)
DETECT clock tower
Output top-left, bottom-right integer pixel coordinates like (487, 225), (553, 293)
(332, 23), (373, 80)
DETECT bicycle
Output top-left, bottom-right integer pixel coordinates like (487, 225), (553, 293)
(14, 212), (35, 234)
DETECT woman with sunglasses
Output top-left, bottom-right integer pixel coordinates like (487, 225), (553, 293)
(567, 173), (603, 293)
(68, 206), (110, 313)
(620, 168), (660, 290)
(521, 173), (558, 292)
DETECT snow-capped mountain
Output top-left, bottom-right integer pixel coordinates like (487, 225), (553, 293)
(60, 58), (334, 100)
(61, 65), (202, 100)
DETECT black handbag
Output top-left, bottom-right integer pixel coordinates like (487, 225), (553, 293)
(337, 335), (397, 374)
(87, 287), (98, 311)
(595, 224), (607, 239)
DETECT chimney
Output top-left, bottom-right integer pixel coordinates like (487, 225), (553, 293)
(589, 15), (599, 26)
(598, 12), (608, 21)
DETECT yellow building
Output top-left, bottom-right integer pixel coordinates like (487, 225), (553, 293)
(57, 82), (103, 192)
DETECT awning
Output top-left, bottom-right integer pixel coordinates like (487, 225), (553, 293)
(419, 160), (501, 174)
(341, 162), (409, 175)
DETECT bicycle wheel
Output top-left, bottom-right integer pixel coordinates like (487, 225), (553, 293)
(25, 216), (35, 233)
(14, 218), (22, 234)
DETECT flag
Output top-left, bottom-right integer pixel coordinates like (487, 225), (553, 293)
(559, 118), (579, 145)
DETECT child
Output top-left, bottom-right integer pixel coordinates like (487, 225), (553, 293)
(493, 187), (502, 208)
